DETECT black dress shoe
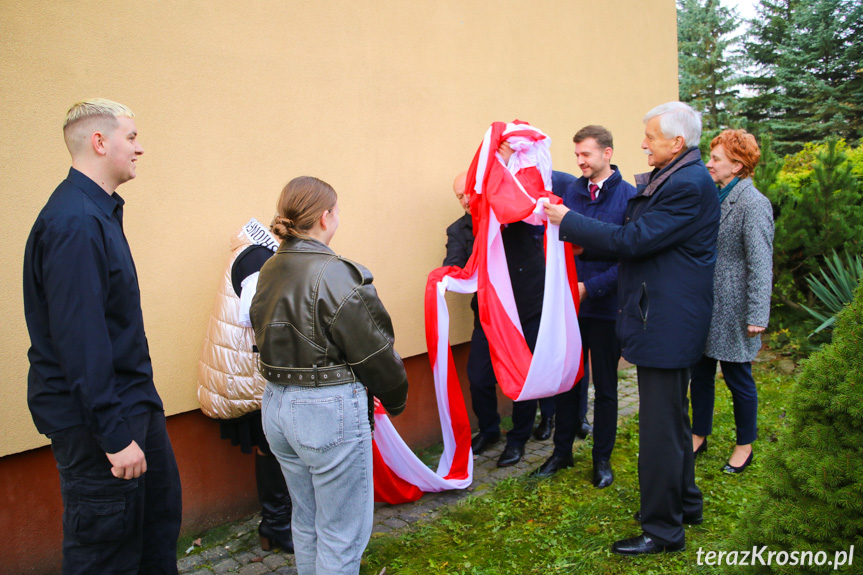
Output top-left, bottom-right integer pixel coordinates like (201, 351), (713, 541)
(694, 437), (708, 459)
(533, 415), (554, 441)
(722, 450), (753, 474)
(471, 433), (500, 456)
(575, 418), (592, 439)
(530, 454), (573, 478)
(497, 443), (525, 467)
(612, 533), (685, 556)
(633, 510), (703, 525)
(592, 460), (614, 488)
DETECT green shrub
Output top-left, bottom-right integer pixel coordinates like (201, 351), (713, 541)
(727, 284), (863, 573)
(766, 138), (863, 319)
(801, 250), (863, 335)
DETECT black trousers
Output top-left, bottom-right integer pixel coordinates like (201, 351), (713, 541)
(552, 317), (620, 462)
(637, 366), (702, 546)
(467, 316), (551, 446)
(49, 410), (182, 575)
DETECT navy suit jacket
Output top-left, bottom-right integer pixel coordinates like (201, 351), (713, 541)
(560, 166), (636, 321)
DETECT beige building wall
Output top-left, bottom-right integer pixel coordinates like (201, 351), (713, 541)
(0, 0), (678, 456)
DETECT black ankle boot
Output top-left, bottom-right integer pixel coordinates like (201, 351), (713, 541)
(256, 452), (294, 553)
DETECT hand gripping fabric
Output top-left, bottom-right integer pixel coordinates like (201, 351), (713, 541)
(372, 121), (583, 504)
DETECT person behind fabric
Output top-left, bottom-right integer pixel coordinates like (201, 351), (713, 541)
(532, 125), (636, 489)
(23, 99), (182, 574)
(545, 101), (718, 556)
(445, 171), (555, 468)
(249, 176), (409, 575)
(690, 129), (774, 475)
(197, 219), (294, 552)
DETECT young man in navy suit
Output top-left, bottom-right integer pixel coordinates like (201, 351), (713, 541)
(532, 126), (635, 489)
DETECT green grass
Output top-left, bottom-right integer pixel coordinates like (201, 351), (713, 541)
(360, 359), (795, 574)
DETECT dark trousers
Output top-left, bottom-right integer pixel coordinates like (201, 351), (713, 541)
(49, 410), (182, 575)
(637, 366), (702, 546)
(539, 395), (555, 418)
(467, 316), (547, 447)
(690, 355), (758, 445)
(552, 317), (620, 462)
(577, 366), (589, 421)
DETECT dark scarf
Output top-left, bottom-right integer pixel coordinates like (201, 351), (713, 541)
(634, 147), (703, 197)
(717, 177), (739, 204)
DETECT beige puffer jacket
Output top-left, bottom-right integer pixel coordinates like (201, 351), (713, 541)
(197, 220), (277, 419)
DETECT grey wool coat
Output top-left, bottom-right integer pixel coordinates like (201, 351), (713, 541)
(704, 178), (775, 362)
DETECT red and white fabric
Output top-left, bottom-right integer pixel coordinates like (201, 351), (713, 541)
(372, 121), (583, 504)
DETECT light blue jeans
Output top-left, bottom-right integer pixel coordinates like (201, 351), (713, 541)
(262, 380), (373, 575)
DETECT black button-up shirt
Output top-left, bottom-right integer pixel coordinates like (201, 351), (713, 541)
(23, 168), (163, 453)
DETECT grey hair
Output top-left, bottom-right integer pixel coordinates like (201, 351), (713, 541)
(643, 102), (702, 148)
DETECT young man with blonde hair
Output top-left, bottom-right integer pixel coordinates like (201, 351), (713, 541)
(24, 98), (182, 574)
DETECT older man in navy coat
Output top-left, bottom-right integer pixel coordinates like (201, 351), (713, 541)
(546, 102), (719, 556)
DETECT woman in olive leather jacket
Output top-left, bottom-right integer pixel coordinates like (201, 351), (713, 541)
(250, 176), (408, 575)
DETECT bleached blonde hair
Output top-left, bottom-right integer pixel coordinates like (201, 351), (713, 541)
(63, 98), (135, 156)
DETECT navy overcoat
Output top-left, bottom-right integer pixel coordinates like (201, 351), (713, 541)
(558, 147), (720, 369)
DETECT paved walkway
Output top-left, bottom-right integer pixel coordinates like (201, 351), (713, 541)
(177, 366), (639, 575)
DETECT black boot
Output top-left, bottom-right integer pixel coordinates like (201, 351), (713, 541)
(256, 452), (294, 553)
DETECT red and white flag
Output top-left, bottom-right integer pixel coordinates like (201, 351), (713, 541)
(372, 121), (583, 504)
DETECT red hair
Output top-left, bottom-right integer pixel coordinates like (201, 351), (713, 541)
(710, 129), (761, 179)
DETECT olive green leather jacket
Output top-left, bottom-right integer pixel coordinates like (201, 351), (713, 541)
(249, 236), (408, 416)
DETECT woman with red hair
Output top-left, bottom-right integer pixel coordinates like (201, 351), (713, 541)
(690, 129), (774, 474)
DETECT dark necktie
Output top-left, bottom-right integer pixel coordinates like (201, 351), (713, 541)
(589, 183), (599, 201)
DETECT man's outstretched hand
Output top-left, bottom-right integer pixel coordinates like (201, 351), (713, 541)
(544, 202), (570, 227)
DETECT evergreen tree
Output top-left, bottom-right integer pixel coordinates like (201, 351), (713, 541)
(677, 0), (741, 136)
(742, 0), (797, 134)
(728, 284), (863, 574)
(743, 0), (863, 154)
(752, 133), (785, 201)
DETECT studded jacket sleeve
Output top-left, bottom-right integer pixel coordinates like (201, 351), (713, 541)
(328, 279), (409, 417)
